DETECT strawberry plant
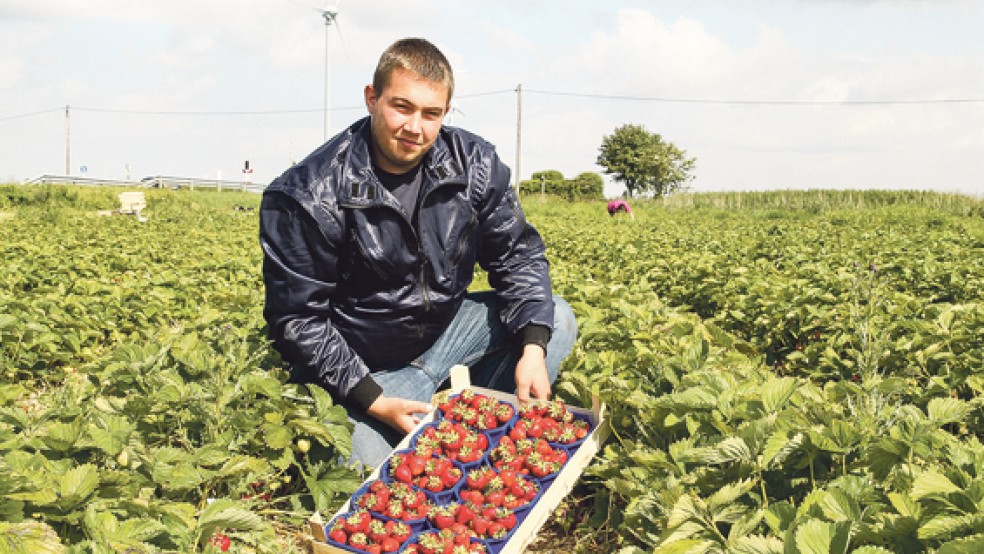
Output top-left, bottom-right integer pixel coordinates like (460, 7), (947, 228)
(0, 189), (361, 552)
(3, 186), (982, 552)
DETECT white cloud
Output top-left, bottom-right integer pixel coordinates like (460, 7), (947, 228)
(0, 0), (980, 196)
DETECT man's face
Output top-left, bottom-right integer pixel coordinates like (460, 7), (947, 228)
(365, 67), (450, 174)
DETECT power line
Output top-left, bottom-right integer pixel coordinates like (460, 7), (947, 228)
(73, 105), (362, 116)
(523, 88), (984, 106)
(2, 88), (981, 122)
(457, 89), (516, 99)
(0, 105), (361, 120)
(0, 107), (64, 122)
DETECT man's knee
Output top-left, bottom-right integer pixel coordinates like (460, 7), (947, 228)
(546, 295), (577, 379)
(552, 295), (577, 341)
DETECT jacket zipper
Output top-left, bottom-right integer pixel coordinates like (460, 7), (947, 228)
(347, 177), (467, 338)
(417, 247), (430, 339)
(414, 178), (465, 334)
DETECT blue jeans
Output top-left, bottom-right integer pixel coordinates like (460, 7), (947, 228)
(347, 291), (577, 468)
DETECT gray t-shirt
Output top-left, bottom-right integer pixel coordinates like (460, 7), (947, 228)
(375, 164), (423, 219)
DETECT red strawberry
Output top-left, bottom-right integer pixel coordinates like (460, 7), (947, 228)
(381, 537), (401, 552)
(402, 489), (425, 510)
(496, 508), (517, 530)
(456, 502), (476, 525)
(530, 460), (551, 478)
(486, 490), (505, 507)
(438, 398), (455, 413)
(367, 519), (388, 543)
(440, 466), (462, 489)
(349, 531), (370, 550)
(385, 499), (405, 520)
(451, 523), (472, 544)
(508, 425), (527, 441)
(488, 521), (507, 539)
(470, 515), (490, 537)
(209, 532), (231, 552)
(421, 475), (444, 493)
(498, 469), (517, 488)
(394, 463), (413, 484)
(509, 481), (526, 499)
(430, 505), (456, 530)
(327, 527), (347, 544)
(415, 436), (442, 457)
(343, 511), (371, 534)
(521, 479), (539, 501)
(407, 453), (428, 476)
(439, 429), (463, 450)
(359, 491), (384, 512)
(369, 479), (389, 494)
(466, 468), (489, 489)
(459, 488), (484, 506)
(387, 520), (411, 543)
(496, 436), (516, 455)
(415, 532), (442, 554)
(496, 403), (515, 423)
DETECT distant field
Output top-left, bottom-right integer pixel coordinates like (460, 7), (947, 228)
(1, 184), (981, 553)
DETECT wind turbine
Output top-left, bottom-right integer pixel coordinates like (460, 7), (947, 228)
(285, 0), (345, 142)
(319, 3), (341, 142)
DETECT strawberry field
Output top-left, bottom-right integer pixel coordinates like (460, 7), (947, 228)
(1, 184), (982, 553)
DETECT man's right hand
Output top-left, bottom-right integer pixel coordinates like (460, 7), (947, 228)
(366, 395), (432, 435)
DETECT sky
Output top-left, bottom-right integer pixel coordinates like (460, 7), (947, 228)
(1, 0), (982, 198)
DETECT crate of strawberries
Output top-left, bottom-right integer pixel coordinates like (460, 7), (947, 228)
(310, 365), (609, 554)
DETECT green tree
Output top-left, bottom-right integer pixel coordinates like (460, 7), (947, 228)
(520, 170), (565, 197)
(518, 170), (603, 200)
(596, 124), (696, 197)
(572, 172), (605, 200)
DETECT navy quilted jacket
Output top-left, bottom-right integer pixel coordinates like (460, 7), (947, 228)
(259, 117), (553, 411)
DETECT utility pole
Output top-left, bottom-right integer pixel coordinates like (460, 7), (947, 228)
(323, 16), (330, 141)
(321, 8), (339, 143)
(514, 84), (522, 193)
(65, 105), (71, 175)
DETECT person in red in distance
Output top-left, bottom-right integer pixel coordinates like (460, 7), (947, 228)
(607, 198), (635, 220)
(259, 38), (577, 468)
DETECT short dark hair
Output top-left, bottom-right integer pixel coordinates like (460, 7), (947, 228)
(373, 38), (454, 103)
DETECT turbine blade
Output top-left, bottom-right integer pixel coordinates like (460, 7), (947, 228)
(331, 17), (351, 63)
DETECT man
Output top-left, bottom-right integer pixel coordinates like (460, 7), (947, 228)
(259, 38), (577, 467)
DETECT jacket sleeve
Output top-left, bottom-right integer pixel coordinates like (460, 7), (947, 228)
(473, 152), (555, 338)
(259, 191), (382, 412)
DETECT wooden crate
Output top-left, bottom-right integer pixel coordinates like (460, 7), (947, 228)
(118, 191), (148, 221)
(309, 364), (610, 553)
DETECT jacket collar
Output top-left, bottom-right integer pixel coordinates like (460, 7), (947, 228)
(339, 117), (466, 207)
